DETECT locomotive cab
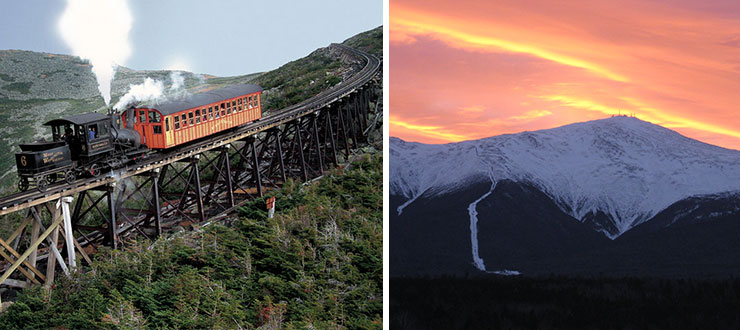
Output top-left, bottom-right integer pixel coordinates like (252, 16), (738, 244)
(45, 113), (114, 162)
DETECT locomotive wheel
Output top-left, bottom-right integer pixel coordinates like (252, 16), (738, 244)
(47, 173), (57, 184)
(18, 178), (28, 192)
(64, 170), (76, 184)
(37, 176), (48, 192)
(90, 164), (99, 177)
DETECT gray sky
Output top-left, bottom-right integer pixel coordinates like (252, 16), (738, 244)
(0, 0), (382, 76)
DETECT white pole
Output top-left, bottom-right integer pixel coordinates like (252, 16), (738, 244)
(60, 196), (76, 270)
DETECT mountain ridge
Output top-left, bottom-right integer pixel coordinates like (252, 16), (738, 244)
(391, 116), (740, 238)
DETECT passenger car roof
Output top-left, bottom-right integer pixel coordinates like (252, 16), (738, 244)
(140, 84), (262, 116)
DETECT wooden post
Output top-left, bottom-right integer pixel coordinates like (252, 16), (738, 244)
(107, 183), (118, 250)
(27, 207), (41, 285)
(151, 169), (163, 237)
(191, 156), (205, 222)
(295, 121), (309, 182)
(223, 148), (235, 207)
(311, 115), (324, 172)
(275, 131), (287, 183)
(250, 138), (263, 197)
(45, 203), (61, 288)
(0, 206), (64, 303)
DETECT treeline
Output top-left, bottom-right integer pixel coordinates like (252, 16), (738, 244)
(0, 153), (382, 329)
(391, 275), (740, 329)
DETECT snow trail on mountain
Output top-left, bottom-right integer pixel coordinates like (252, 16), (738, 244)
(396, 187), (428, 216)
(468, 176), (495, 271)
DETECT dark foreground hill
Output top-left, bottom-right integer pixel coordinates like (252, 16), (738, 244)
(0, 153), (382, 329)
(391, 276), (740, 329)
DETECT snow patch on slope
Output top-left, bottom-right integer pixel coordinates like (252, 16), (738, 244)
(390, 116), (740, 238)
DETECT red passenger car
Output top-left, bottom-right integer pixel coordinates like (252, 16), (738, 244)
(123, 84), (262, 149)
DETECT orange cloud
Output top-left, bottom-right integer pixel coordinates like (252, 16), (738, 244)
(390, 0), (740, 150)
(540, 94), (740, 142)
(392, 14), (629, 82)
(390, 115), (472, 142)
(509, 110), (552, 121)
(620, 97), (740, 141)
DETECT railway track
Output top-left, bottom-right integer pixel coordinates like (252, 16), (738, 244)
(0, 44), (381, 217)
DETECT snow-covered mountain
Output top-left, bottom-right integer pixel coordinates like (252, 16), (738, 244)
(390, 116), (740, 238)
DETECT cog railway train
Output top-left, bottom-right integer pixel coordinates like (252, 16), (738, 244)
(14, 84), (263, 192)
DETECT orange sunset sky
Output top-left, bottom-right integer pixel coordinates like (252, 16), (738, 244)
(390, 0), (740, 150)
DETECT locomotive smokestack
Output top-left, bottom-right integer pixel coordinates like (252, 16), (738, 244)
(126, 107), (134, 128)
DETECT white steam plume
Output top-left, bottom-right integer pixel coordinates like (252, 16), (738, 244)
(168, 71), (192, 99)
(113, 78), (164, 111)
(170, 71), (185, 90)
(58, 0), (133, 106)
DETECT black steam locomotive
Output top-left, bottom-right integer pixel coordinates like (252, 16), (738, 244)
(15, 112), (146, 192)
(15, 84), (264, 192)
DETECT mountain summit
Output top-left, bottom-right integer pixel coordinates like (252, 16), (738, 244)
(391, 116), (740, 238)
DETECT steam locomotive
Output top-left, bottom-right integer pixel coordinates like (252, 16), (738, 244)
(15, 84), (263, 192)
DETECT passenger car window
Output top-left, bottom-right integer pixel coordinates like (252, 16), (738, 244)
(149, 111), (161, 123)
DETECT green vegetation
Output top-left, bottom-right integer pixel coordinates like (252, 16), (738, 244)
(0, 153), (383, 329)
(41, 70), (67, 77)
(342, 26), (383, 57)
(2, 82), (33, 94)
(255, 51), (343, 112)
(254, 26), (382, 113)
(0, 73), (15, 82)
(203, 73), (262, 88)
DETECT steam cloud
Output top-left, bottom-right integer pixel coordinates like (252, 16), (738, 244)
(113, 72), (194, 111)
(113, 78), (164, 111)
(170, 71), (185, 91)
(58, 0), (133, 106)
